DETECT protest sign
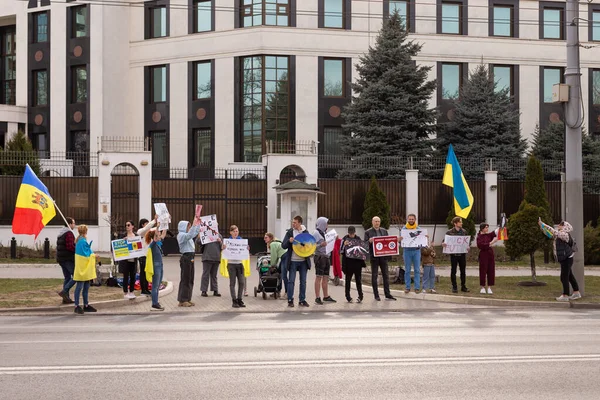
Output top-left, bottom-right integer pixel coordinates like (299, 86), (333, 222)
(193, 205), (203, 226)
(325, 229), (338, 255)
(401, 229), (428, 248)
(344, 237), (369, 260)
(373, 236), (399, 257)
(222, 239), (249, 260)
(443, 235), (471, 254)
(199, 214), (220, 244)
(154, 203), (171, 230)
(111, 236), (145, 261)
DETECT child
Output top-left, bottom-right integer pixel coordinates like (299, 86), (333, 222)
(73, 224), (99, 315)
(421, 240), (437, 293)
(145, 228), (167, 311)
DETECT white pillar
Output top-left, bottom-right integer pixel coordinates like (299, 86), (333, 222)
(405, 169), (419, 218)
(485, 170), (498, 225)
(138, 161), (152, 223)
(97, 153), (112, 252)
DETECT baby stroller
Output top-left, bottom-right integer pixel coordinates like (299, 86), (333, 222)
(254, 252), (280, 299)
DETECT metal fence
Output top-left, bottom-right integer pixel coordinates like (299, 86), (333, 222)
(0, 151), (99, 177)
(418, 180), (486, 224)
(497, 181), (563, 223)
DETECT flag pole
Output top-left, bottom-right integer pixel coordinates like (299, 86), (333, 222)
(53, 200), (70, 227)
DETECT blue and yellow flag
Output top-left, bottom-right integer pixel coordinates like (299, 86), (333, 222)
(442, 145), (474, 219)
(74, 238), (97, 282)
(146, 245), (154, 283)
(12, 164), (56, 238)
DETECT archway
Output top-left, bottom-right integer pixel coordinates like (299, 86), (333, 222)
(279, 164), (306, 184)
(109, 163), (140, 241)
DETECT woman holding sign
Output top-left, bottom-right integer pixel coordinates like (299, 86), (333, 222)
(119, 220), (139, 300)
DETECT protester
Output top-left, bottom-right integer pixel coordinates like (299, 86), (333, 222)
(421, 239), (437, 293)
(340, 226), (365, 303)
(72, 224), (98, 315)
(119, 220), (138, 299)
(265, 232), (287, 299)
(313, 217), (336, 305)
(477, 223), (497, 295)
(401, 213), (422, 293)
(281, 216), (312, 307)
(137, 216), (158, 297)
(199, 232), (223, 298)
(56, 217), (77, 304)
(443, 216), (470, 293)
(177, 219), (202, 307)
(364, 216), (397, 301)
(539, 219), (582, 302)
(146, 228), (167, 311)
(223, 225), (248, 308)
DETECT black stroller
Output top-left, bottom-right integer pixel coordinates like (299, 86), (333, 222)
(253, 252), (280, 299)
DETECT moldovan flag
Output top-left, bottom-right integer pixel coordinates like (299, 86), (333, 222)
(73, 239), (97, 281)
(442, 144), (474, 219)
(12, 164), (56, 238)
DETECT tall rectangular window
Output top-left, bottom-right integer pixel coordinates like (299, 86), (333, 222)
(323, 0), (344, 28)
(150, 6), (167, 38)
(492, 65), (513, 96)
(69, 131), (90, 176)
(440, 2), (462, 34)
(149, 131), (168, 169)
(491, 6), (512, 37)
(323, 127), (343, 155)
(592, 10), (600, 41)
(323, 59), (345, 97)
(541, 5), (564, 40)
(543, 67), (562, 103)
(33, 70), (48, 106)
(592, 70), (600, 105)
(34, 132), (48, 154)
(441, 63), (461, 100)
(71, 65), (87, 103)
(241, 0), (290, 27)
(71, 5), (88, 38)
(33, 11), (48, 43)
(150, 66), (167, 103)
(194, 0), (212, 32)
(0, 26), (16, 105)
(193, 128), (212, 167)
(194, 61), (211, 99)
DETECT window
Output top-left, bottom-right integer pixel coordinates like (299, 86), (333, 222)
(71, 65), (87, 103)
(193, 128), (212, 167)
(323, 0), (344, 28)
(592, 70), (600, 105)
(441, 63), (461, 100)
(33, 11), (48, 43)
(0, 26), (16, 105)
(194, 61), (211, 99)
(194, 0), (212, 32)
(540, 4), (564, 40)
(33, 133), (48, 155)
(149, 6), (167, 38)
(439, 1), (465, 35)
(543, 67), (563, 103)
(71, 5), (88, 38)
(0, 132), (4, 148)
(492, 65), (513, 96)
(591, 9), (600, 42)
(323, 127), (343, 155)
(323, 59), (345, 97)
(149, 131), (168, 169)
(150, 66), (167, 103)
(33, 70), (48, 106)
(69, 131), (90, 176)
(241, 0), (290, 27)
(492, 6), (512, 37)
(241, 55), (289, 162)
(384, 1), (412, 31)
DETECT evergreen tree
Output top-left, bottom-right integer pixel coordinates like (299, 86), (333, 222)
(340, 11), (436, 179)
(1, 130), (40, 176)
(362, 177), (391, 230)
(437, 64), (526, 178)
(524, 156), (551, 214)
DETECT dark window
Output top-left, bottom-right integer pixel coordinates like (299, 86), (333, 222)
(591, 9), (600, 42)
(440, 1), (464, 35)
(323, 58), (345, 97)
(33, 12), (48, 43)
(241, 55), (289, 162)
(150, 66), (167, 103)
(150, 6), (167, 38)
(592, 69), (600, 105)
(540, 3), (564, 40)
(492, 65), (513, 96)
(0, 132), (4, 149)
(241, 0), (290, 27)
(71, 5), (88, 38)
(193, 61), (211, 99)
(491, 5), (512, 37)
(192, 128), (212, 167)
(71, 65), (87, 103)
(324, 0), (344, 28)
(0, 26), (16, 105)
(69, 130), (90, 176)
(543, 67), (563, 103)
(441, 63), (462, 100)
(33, 69), (48, 106)
(33, 132), (48, 156)
(323, 127), (343, 155)
(149, 131), (168, 169)
(194, 0), (212, 32)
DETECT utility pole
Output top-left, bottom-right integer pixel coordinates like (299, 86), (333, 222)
(564, 0), (585, 294)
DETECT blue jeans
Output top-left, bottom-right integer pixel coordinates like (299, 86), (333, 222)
(59, 260), (76, 295)
(151, 262), (164, 305)
(404, 248), (421, 290)
(74, 281), (90, 307)
(278, 254), (289, 293)
(287, 261), (308, 302)
(423, 265), (436, 290)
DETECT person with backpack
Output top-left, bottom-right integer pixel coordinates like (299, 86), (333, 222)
(313, 217), (337, 305)
(538, 219), (582, 301)
(56, 217), (77, 304)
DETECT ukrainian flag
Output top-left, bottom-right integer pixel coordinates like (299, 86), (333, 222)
(12, 164), (56, 238)
(74, 238), (97, 282)
(442, 145), (474, 219)
(145, 245), (154, 283)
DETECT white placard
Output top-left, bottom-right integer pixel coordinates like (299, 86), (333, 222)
(401, 229), (428, 248)
(222, 239), (249, 260)
(443, 235), (471, 254)
(325, 229), (338, 255)
(154, 203), (171, 230)
(111, 236), (145, 262)
(199, 214), (220, 244)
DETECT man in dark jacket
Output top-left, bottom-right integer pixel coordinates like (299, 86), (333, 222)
(281, 215), (312, 308)
(364, 216), (397, 301)
(443, 216), (470, 293)
(56, 217), (77, 304)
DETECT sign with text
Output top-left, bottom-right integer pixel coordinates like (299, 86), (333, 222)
(199, 214), (220, 244)
(373, 236), (399, 257)
(154, 203), (171, 230)
(111, 236), (145, 261)
(344, 237), (369, 260)
(443, 235), (471, 254)
(222, 239), (249, 260)
(401, 229), (428, 248)
(325, 229), (338, 255)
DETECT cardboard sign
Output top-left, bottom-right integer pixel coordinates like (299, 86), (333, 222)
(401, 229), (428, 248)
(222, 239), (249, 260)
(443, 235), (471, 254)
(154, 203), (171, 230)
(112, 236), (145, 261)
(199, 214), (220, 244)
(373, 236), (399, 257)
(325, 229), (338, 255)
(344, 237), (369, 260)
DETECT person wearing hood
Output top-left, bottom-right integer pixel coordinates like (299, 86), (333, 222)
(281, 215), (312, 307)
(313, 217), (337, 305)
(538, 219), (582, 301)
(177, 218), (202, 307)
(56, 217), (77, 304)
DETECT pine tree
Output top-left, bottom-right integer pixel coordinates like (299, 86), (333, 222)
(437, 64), (526, 178)
(524, 156), (551, 214)
(362, 177), (391, 230)
(340, 11), (436, 179)
(1, 130), (40, 176)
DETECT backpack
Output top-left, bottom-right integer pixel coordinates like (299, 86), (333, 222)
(567, 234), (578, 253)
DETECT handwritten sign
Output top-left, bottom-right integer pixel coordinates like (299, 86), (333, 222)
(344, 237), (369, 260)
(401, 229), (428, 248)
(111, 236), (145, 261)
(325, 229), (338, 255)
(199, 214), (220, 244)
(443, 235), (471, 254)
(222, 239), (249, 260)
(373, 236), (399, 257)
(154, 203), (171, 230)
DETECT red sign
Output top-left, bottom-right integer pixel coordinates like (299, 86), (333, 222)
(373, 236), (399, 257)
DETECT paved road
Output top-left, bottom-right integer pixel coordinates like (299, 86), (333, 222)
(0, 309), (599, 399)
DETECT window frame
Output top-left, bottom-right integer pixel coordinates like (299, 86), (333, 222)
(541, 66), (564, 104)
(589, 6), (600, 42)
(239, 0), (293, 28)
(192, 0), (214, 33)
(193, 60), (212, 100)
(149, 65), (168, 104)
(322, 126), (344, 156)
(32, 11), (49, 43)
(192, 127), (212, 168)
(32, 69), (48, 107)
(0, 25), (16, 105)
(70, 4), (89, 38)
(318, 0), (351, 30)
(539, 2), (565, 40)
(383, 0), (415, 33)
(488, 0), (518, 38)
(148, 130), (169, 169)
(590, 69), (600, 106)
(490, 64), (519, 104)
(323, 58), (346, 98)
(437, 0), (468, 35)
(71, 65), (88, 104)
(145, 1), (170, 40)
(440, 62), (464, 101)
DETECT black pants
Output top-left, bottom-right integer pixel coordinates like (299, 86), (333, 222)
(371, 257), (391, 298)
(138, 256), (149, 293)
(121, 260), (136, 293)
(345, 265), (363, 301)
(228, 263), (245, 300)
(559, 257), (579, 295)
(450, 254), (467, 289)
(178, 252), (195, 302)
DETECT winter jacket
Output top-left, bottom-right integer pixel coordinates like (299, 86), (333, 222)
(421, 246), (436, 266)
(200, 235), (223, 262)
(56, 227), (75, 263)
(269, 240), (286, 267)
(281, 225), (312, 269)
(364, 227), (389, 258)
(312, 217), (329, 257)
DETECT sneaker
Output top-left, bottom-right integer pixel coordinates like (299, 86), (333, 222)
(244, 291), (248, 297)
(404, 289), (410, 294)
(83, 305), (97, 313)
(127, 292), (137, 299)
(151, 303), (165, 311)
(178, 302), (193, 307)
(347, 298), (353, 303)
(299, 301), (310, 307)
(123, 293), (129, 300)
(323, 296), (336, 303)
(201, 292), (208, 297)
(288, 301), (294, 308)
(74, 306), (84, 315)
(232, 301), (240, 308)
(62, 297), (74, 305)
(452, 287), (458, 293)
(556, 295), (570, 302)
(430, 289), (437, 294)
(461, 287), (470, 293)
(480, 288), (486, 294)
(385, 295), (397, 301)
(213, 292), (221, 297)
(238, 299), (246, 308)
(487, 287), (493, 295)
(569, 292), (582, 300)
(315, 297), (323, 305)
